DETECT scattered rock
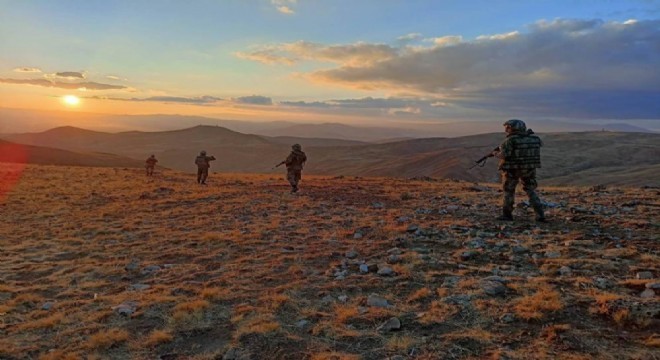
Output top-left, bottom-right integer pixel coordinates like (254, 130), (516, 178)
(112, 301), (137, 317)
(141, 265), (161, 275)
(559, 266), (572, 276)
(372, 202), (384, 209)
(640, 289), (656, 298)
(345, 250), (359, 259)
(296, 319), (310, 329)
(353, 232), (363, 239)
(223, 348), (249, 360)
(128, 283), (151, 291)
(460, 250), (479, 261)
(483, 275), (507, 283)
(594, 277), (613, 290)
(367, 294), (391, 308)
(443, 294), (472, 306)
(321, 295), (335, 305)
(377, 266), (395, 276)
(442, 276), (461, 288)
(387, 247), (403, 255)
(481, 281), (507, 296)
(377, 317), (401, 331)
(338, 295), (349, 303)
(545, 251), (561, 259)
(396, 216), (410, 223)
(646, 283), (660, 290)
(387, 255), (401, 264)
(500, 313), (515, 323)
(406, 225), (419, 233)
(359, 264), (369, 273)
(636, 271), (653, 280)
(125, 259), (140, 272)
(512, 245), (529, 254)
(41, 302), (54, 311)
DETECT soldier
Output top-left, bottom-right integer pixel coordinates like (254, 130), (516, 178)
(276, 144), (307, 193)
(195, 150), (216, 185)
(145, 154), (158, 176)
(493, 119), (546, 222)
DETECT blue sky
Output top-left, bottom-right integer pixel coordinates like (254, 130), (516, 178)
(1, 0), (659, 125)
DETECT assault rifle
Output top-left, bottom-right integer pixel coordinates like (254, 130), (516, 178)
(272, 161), (286, 170)
(470, 147), (500, 169)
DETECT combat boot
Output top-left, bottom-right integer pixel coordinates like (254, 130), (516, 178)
(497, 210), (513, 221)
(533, 205), (546, 222)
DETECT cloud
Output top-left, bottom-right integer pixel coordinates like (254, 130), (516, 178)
(88, 95), (222, 105)
(388, 107), (421, 116)
(0, 78), (126, 90)
(54, 71), (85, 79)
(286, 19), (660, 119)
(311, 19), (660, 93)
(13, 67), (41, 73)
(236, 41), (398, 66)
(272, 0), (296, 14)
(233, 95), (273, 105)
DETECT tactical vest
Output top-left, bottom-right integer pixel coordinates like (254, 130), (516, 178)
(500, 135), (542, 170)
(195, 156), (209, 168)
(286, 151), (307, 170)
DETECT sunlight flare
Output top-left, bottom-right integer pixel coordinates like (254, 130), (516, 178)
(62, 95), (80, 106)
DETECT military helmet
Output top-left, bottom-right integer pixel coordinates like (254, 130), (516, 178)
(200, 150), (206, 155)
(292, 143), (302, 151)
(503, 119), (526, 132)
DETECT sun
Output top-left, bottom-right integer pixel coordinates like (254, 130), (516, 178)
(63, 95), (80, 106)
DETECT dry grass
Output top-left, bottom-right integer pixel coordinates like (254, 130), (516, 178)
(86, 328), (130, 350)
(513, 285), (563, 320)
(0, 164), (657, 359)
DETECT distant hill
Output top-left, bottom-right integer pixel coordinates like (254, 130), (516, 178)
(0, 139), (144, 168)
(3, 107), (657, 140)
(4, 126), (659, 186)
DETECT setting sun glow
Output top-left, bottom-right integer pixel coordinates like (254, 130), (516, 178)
(63, 95), (80, 106)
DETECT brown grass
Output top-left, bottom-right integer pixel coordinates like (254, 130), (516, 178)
(513, 285), (563, 320)
(86, 328), (130, 350)
(0, 165), (657, 359)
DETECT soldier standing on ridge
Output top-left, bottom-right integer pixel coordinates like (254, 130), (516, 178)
(492, 119), (546, 222)
(145, 154), (158, 176)
(276, 144), (307, 193)
(195, 150), (216, 185)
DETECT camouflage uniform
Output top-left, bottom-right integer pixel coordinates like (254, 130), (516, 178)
(496, 119), (545, 221)
(282, 144), (307, 193)
(145, 155), (158, 176)
(195, 151), (216, 185)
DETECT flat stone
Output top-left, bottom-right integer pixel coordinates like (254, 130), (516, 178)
(141, 265), (161, 275)
(545, 251), (561, 259)
(41, 302), (55, 311)
(483, 275), (507, 283)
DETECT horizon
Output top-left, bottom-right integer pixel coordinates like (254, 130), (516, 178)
(1, 1), (659, 132)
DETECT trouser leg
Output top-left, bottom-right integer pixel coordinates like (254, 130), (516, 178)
(521, 170), (544, 220)
(502, 171), (518, 218)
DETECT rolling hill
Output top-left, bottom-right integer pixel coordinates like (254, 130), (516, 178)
(0, 139), (144, 168)
(4, 126), (659, 187)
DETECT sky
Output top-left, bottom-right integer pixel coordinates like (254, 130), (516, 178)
(1, 0), (659, 127)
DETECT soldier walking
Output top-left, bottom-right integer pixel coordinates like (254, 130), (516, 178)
(195, 150), (216, 185)
(145, 154), (158, 176)
(276, 144), (307, 193)
(493, 119), (546, 222)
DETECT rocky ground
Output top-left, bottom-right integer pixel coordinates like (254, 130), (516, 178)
(0, 164), (658, 360)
